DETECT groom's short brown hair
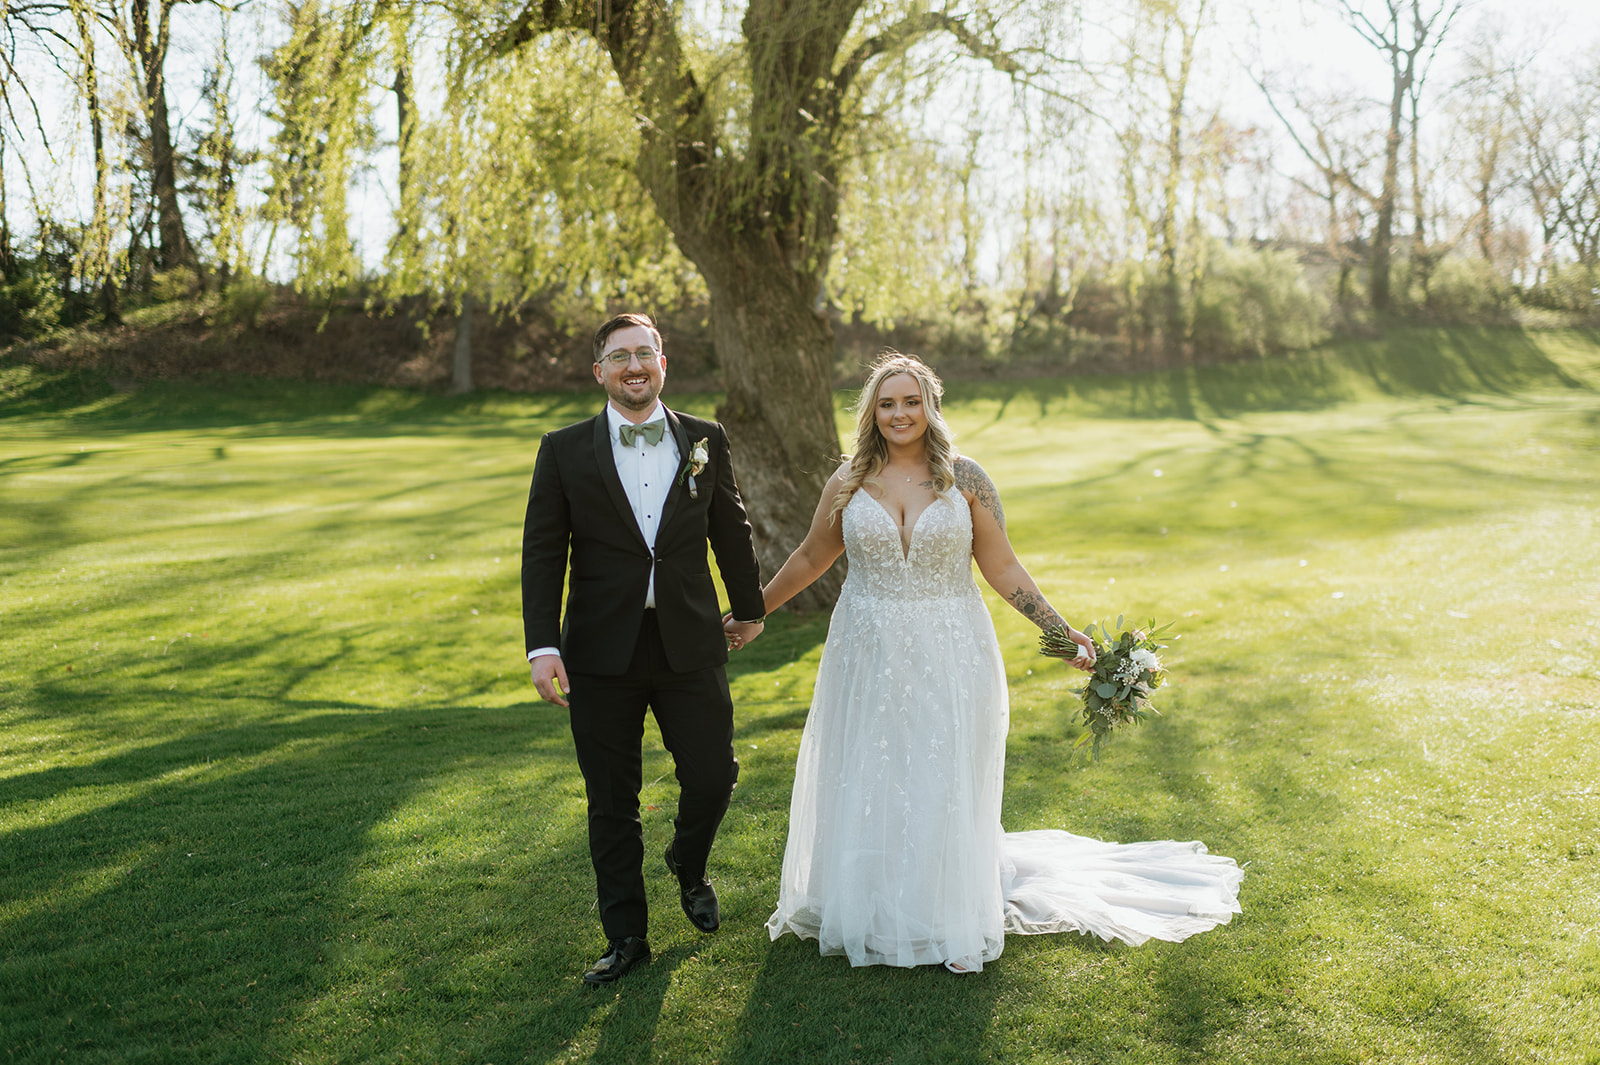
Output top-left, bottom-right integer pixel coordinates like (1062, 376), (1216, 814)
(593, 313), (662, 362)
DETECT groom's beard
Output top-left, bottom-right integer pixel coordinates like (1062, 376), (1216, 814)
(605, 370), (665, 412)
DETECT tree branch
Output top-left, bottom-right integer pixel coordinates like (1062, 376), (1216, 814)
(828, 7), (1079, 138)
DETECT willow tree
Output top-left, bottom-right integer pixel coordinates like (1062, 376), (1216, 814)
(1328, 0), (1464, 312)
(381, 29), (694, 371)
(483, 0), (1071, 608)
(260, 1), (383, 289)
(266, 1), (1076, 608)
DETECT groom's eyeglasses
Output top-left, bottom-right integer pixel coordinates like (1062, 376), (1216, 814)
(598, 348), (661, 366)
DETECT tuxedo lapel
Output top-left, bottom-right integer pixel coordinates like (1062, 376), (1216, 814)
(591, 411), (650, 550)
(657, 408), (693, 534)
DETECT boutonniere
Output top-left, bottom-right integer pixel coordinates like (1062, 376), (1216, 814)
(677, 437), (710, 499)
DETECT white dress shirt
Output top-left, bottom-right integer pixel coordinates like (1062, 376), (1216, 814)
(528, 401), (680, 662)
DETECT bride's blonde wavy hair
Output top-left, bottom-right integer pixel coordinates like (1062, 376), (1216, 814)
(830, 352), (958, 524)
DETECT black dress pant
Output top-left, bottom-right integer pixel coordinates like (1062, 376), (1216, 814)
(567, 610), (739, 940)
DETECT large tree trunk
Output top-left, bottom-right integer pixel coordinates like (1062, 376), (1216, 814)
(689, 235), (844, 612)
(502, 0), (925, 610)
(603, 0), (856, 609)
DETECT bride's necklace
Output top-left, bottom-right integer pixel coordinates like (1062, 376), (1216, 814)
(887, 456), (928, 484)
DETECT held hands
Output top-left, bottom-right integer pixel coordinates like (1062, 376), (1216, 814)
(722, 613), (765, 652)
(530, 654), (570, 708)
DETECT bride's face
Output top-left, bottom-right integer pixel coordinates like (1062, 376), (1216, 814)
(874, 373), (927, 447)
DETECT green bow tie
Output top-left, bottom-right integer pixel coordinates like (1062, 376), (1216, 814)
(619, 420), (665, 447)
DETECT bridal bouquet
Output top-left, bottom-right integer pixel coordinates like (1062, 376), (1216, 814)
(1040, 616), (1175, 759)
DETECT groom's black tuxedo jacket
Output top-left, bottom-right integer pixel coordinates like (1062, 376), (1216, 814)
(521, 406), (766, 676)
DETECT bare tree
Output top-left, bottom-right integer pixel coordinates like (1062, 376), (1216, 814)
(3, 3), (82, 282)
(1153, 0), (1208, 356)
(1517, 61), (1600, 272)
(68, 0), (122, 319)
(1445, 26), (1526, 273)
(1508, 63), (1599, 282)
(106, 0), (198, 272)
(1256, 69), (1381, 314)
(183, 10), (253, 287)
(1328, 0), (1466, 311)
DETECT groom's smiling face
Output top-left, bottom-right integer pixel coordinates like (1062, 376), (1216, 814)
(595, 324), (667, 414)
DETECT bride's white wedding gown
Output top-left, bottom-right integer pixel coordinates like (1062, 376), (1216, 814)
(765, 486), (1243, 970)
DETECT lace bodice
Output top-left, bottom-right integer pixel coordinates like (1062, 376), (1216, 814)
(839, 486), (979, 603)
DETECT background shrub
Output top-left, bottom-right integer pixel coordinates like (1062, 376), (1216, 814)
(0, 263), (66, 342)
(1415, 256), (1517, 325)
(1190, 244), (1329, 359)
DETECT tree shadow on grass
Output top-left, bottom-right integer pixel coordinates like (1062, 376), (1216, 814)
(996, 408), (1577, 561)
(946, 327), (1593, 426)
(716, 936), (1005, 1065)
(0, 368), (605, 439)
(0, 430), (536, 565)
(1120, 682), (1515, 1062)
(0, 685), (693, 1064)
(992, 656), (1530, 1064)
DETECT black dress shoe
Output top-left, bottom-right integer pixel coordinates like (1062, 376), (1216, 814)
(582, 937), (650, 985)
(664, 842), (721, 933)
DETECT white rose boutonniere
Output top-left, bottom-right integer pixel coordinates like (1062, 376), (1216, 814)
(679, 437), (710, 499)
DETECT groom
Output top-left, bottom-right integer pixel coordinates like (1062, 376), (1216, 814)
(522, 313), (768, 984)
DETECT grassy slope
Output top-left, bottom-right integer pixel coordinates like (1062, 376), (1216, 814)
(1, 327), (1597, 1064)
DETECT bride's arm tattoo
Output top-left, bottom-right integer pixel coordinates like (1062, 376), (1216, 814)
(954, 458), (1005, 530)
(1007, 586), (1067, 630)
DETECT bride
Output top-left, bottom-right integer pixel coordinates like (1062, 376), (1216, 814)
(742, 353), (1242, 973)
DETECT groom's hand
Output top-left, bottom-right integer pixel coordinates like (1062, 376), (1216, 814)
(722, 613), (764, 651)
(530, 654), (570, 707)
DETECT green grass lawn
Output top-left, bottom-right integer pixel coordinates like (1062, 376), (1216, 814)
(3, 327), (1598, 1064)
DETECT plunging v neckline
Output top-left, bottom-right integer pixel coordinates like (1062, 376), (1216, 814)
(863, 489), (938, 561)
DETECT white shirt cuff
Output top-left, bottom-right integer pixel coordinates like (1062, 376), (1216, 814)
(527, 647), (560, 662)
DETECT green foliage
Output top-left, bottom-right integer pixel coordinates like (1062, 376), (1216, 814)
(148, 266), (200, 304)
(827, 132), (972, 328)
(215, 275), (277, 329)
(382, 29), (699, 320)
(260, 1), (380, 291)
(1527, 263), (1600, 322)
(0, 262), (66, 342)
(1410, 255), (1517, 325)
(182, 16), (257, 284)
(1190, 243), (1329, 359)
